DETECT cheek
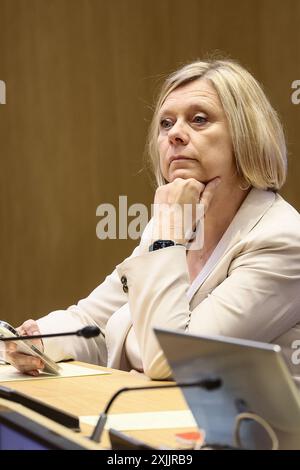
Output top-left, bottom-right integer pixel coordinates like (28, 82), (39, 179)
(195, 132), (235, 175)
(157, 142), (170, 182)
(157, 135), (166, 152)
(157, 138), (168, 165)
(217, 133), (235, 168)
(201, 128), (234, 162)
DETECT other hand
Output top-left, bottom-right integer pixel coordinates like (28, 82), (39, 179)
(151, 177), (220, 245)
(5, 319), (44, 376)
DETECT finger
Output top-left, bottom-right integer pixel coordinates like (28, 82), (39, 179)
(26, 331), (43, 348)
(21, 319), (40, 335)
(5, 341), (17, 353)
(2, 341), (17, 363)
(19, 320), (42, 347)
(8, 352), (44, 371)
(191, 179), (206, 195)
(200, 177), (221, 213)
(17, 320), (36, 337)
(15, 364), (44, 375)
(17, 325), (26, 335)
(26, 370), (40, 377)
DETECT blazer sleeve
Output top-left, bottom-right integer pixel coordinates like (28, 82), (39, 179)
(116, 230), (300, 379)
(36, 245), (141, 364)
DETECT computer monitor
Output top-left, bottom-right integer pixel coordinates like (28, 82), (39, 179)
(0, 403), (90, 450)
(155, 328), (300, 450)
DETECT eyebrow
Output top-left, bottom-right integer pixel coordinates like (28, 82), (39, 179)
(158, 100), (216, 117)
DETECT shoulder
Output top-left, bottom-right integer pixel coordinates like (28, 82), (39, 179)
(231, 194), (300, 276)
(267, 193), (300, 223)
(248, 192), (300, 246)
(227, 193), (300, 279)
(230, 191), (300, 273)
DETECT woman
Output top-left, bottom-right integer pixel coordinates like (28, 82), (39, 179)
(6, 59), (300, 380)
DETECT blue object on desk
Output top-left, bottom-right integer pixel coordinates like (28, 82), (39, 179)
(0, 407), (86, 450)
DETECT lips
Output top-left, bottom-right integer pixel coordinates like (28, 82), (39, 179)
(169, 155), (196, 164)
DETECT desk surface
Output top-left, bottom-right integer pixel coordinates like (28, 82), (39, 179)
(0, 362), (197, 449)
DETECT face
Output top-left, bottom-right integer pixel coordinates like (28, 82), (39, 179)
(157, 78), (238, 186)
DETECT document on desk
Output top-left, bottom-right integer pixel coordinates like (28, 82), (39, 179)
(0, 362), (110, 382)
(81, 410), (197, 431)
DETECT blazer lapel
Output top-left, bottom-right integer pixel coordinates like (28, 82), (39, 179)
(223, 188), (276, 252)
(189, 188), (276, 307)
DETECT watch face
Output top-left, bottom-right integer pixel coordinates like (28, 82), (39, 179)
(153, 240), (175, 250)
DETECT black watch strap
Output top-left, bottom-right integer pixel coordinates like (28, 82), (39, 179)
(149, 240), (184, 252)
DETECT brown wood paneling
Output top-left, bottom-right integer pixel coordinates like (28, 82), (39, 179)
(0, 0), (299, 326)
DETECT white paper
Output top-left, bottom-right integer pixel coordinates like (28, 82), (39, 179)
(0, 362), (110, 382)
(80, 409), (197, 431)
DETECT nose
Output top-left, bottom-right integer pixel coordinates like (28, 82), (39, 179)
(168, 120), (189, 146)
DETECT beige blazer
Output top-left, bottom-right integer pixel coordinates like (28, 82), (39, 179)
(37, 188), (300, 380)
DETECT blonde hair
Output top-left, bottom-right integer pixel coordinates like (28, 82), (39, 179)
(147, 59), (287, 190)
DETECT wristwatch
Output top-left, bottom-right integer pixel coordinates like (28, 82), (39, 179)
(148, 240), (184, 252)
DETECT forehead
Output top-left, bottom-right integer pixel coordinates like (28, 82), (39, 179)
(160, 78), (223, 112)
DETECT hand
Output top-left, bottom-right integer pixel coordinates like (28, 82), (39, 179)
(5, 319), (45, 376)
(151, 177), (220, 246)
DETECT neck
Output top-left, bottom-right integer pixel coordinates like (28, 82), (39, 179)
(203, 182), (251, 250)
(186, 181), (251, 283)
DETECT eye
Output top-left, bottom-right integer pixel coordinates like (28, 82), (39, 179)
(193, 114), (207, 125)
(159, 118), (173, 130)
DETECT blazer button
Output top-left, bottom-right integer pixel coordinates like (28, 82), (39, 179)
(121, 275), (128, 293)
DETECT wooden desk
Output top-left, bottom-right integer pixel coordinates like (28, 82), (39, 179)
(0, 362), (197, 449)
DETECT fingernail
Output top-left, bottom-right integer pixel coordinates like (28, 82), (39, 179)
(213, 177), (221, 186)
(28, 370), (39, 376)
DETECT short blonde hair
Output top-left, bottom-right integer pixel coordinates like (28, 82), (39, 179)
(147, 59), (287, 190)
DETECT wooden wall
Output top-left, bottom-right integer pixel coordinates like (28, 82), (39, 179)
(0, 0), (299, 326)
